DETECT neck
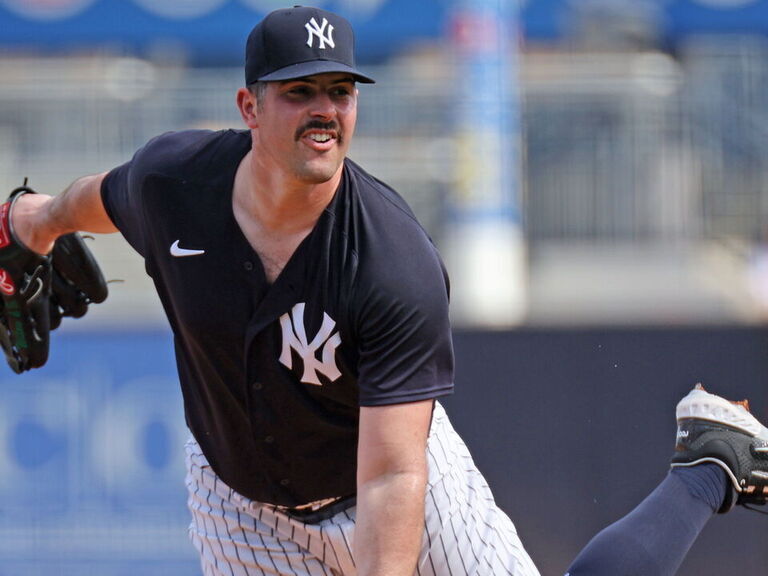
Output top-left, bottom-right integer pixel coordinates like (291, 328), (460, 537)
(233, 151), (342, 234)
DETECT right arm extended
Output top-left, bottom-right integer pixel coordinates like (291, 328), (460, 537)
(11, 172), (117, 255)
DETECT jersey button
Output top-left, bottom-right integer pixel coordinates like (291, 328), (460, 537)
(280, 478), (290, 486)
(243, 261), (254, 271)
(252, 381), (263, 390)
(264, 435), (274, 444)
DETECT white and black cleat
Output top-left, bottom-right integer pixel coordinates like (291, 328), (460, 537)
(671, 384), (768, 514)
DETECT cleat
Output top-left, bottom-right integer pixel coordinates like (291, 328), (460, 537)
(671, 385), (768, 513)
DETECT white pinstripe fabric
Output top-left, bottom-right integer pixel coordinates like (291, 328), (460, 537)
(185, 402), (540, 576)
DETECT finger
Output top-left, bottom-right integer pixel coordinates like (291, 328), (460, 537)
(51, 270), (88, 318)
(51, 233), (108, 306)
(0, 300), (22, 373)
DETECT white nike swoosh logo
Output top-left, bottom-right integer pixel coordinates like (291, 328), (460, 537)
(170, 240), (206, 257)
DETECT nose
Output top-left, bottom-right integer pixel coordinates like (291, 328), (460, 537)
(310, 92), (336, 120)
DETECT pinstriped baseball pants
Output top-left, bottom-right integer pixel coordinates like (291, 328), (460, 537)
(186, 402), (541, 576)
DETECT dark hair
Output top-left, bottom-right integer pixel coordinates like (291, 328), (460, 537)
(247, 81), (268, 111)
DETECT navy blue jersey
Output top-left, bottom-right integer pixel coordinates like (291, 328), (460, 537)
(101, 129), (454, 506)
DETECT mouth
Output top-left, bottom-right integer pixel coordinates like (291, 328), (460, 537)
(307, 132), (335, 144)
(297, 122), (341, 150)
(300, 130), (340, 152)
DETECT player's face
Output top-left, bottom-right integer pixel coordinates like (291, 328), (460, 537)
(253, 73), (357, 185)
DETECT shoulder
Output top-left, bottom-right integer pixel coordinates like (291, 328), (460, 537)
(344, 158), (442, 267)
(340, 162), (453, 405)
(342, 159), (449, 305)
(344, 158), (423, 228)
(130, 129), (249, 180)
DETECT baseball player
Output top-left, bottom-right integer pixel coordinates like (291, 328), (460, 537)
(0, 6), (765, 576)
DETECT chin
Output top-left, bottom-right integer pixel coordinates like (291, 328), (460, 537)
(295, 162), (342, 184)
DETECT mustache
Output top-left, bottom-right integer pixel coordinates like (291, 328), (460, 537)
(295, 120), (341, 142)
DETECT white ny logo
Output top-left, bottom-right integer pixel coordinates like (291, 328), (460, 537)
(305, 17), (335, 49)
(279, 302), (342, 386)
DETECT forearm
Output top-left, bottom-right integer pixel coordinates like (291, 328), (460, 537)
(11, 172), (116, 254)
(355, 469), (426, 576)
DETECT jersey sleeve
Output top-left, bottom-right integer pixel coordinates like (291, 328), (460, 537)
(100, 131), (188, 257)
(100, 159), (146, 256)
(100, 138), (162, 257)
(353, 233), (454, 407)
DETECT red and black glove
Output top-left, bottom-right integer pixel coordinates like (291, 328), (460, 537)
(0, 183), (108, 373)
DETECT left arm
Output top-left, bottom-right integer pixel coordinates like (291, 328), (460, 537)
(355, 399), (433, 576)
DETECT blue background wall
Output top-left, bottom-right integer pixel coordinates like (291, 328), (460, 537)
(0, 330), (198, 575)
(0, 326), (765, 575)
(446, 327), (768, 576)
(3, 0), (768, 65)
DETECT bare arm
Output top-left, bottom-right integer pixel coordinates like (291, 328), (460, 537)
(355, 399), (433, 576)
(11, 172), (116, 255)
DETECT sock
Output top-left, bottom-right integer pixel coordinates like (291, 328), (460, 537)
(564, 463), (728, 576)
(671, 463), (731, 512)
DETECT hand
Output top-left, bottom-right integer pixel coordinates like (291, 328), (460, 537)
(9, 192), (58, 255)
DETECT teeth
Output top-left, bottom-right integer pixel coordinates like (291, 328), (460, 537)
(309, 133), (332, 143)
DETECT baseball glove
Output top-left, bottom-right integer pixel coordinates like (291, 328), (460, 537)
(0, 182), (108, 373)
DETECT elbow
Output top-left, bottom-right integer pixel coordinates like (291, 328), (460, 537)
(357, 461), (428, 497)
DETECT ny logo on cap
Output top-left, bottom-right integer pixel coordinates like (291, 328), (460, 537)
(305, 17), (335, 49)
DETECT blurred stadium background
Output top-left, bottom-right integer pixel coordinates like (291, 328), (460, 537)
(0, 1), (766, 575)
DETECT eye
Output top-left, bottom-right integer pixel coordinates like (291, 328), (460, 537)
(288, 86), (312, 96)
(282, 84), (314, 101)
(331, 86), (354, 98)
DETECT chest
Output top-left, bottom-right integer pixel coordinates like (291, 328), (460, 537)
(231, 165), (342, 284)
(143, 176), (358, 364)
(155, 224), (359, 405)
(148, 194), (350, 346)
(239, 225), (311, 285)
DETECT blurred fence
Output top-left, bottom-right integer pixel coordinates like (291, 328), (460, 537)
(524, 37), (768, 244)
(2, 37), (768, 323)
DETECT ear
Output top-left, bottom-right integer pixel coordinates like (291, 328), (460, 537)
(236, 87), (259, 129)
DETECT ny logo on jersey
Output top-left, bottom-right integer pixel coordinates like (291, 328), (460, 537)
(279, 302), (342, 386)
(305, 17), (335, 49)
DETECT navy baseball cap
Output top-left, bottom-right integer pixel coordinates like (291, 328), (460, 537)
(245, 6), (375, 85)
